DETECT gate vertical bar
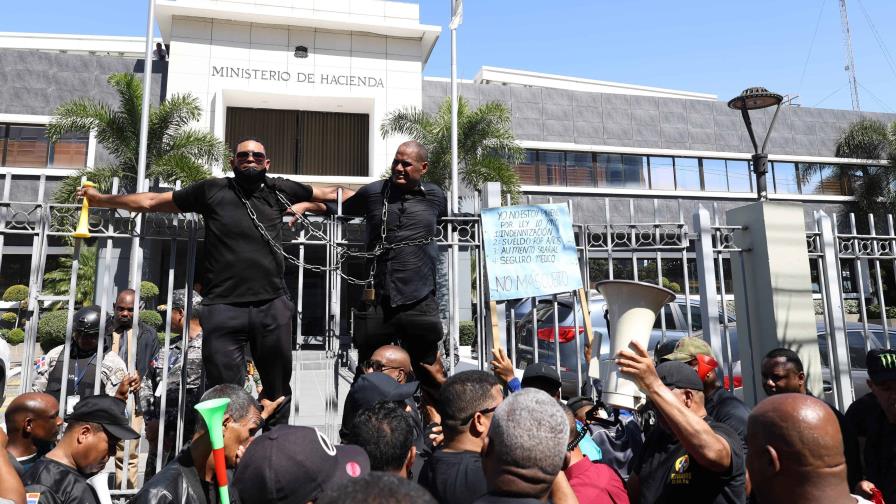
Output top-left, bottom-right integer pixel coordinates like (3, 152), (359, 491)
(816, 211), (854, 410)
(693, 206), (723, 365)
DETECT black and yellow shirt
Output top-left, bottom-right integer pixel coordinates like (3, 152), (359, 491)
(633, 417), (746, 504)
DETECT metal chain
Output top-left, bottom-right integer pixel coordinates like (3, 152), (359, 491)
(231, 179), (433, 286)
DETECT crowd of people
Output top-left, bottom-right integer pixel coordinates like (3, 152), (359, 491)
(0, 138), (892, 504)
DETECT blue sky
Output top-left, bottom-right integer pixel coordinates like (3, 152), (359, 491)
(5, 1), (896, 112)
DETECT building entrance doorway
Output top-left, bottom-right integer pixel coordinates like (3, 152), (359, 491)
(225, 107), (369, 177)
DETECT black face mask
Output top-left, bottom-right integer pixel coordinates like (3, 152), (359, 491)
(233, 166), (266, 186)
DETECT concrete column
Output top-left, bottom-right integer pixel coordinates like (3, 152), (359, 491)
(727, 201), (822, 406)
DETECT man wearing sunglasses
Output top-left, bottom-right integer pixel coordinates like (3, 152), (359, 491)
(78, 137), (343, 427)
(363, 344), (414, 384)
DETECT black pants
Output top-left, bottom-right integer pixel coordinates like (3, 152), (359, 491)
(200, 295), (293, 426)
(354, 294), (443, 384)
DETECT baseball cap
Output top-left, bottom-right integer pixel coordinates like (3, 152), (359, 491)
(346, 372), (419, 412)
(658, 336), (715, 363)
(867, 349), (896, 383)
(521, 362), (562, 388)
(566, 396), (594, 413)
(65, 396), (140, 441)
(233, 425), (370, 504)
(656, 361), (704, 391)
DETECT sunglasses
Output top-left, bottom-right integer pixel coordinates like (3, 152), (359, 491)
(459, 405), (499, 426)
(235, 151), (267, 161)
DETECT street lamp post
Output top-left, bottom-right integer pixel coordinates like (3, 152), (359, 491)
(727, 87), (784, 201)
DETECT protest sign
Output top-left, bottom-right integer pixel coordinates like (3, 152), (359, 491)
(480, 203), (584, 301)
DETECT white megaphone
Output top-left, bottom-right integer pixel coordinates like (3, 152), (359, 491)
(596, 280), (676, 410)
(87, 472), (113, 504)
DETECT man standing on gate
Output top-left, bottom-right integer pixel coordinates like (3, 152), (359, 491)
(292, 141), (447, 384)
(78, 137), (341, 426)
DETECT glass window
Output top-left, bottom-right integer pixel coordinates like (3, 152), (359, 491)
(5, 126), (49, 167)
(798, 163), (843, 195)
(596, 154), (648, 189)
(798, 163), (823, 194)
(515, 150), (538, 185)
(565, 151), (594, 187)
(772, 162), (799, 194)
(50, 132), (89, 168)
(818, 164), (845, 195)
(702, 158), (728, 192)
(727, 160), (752, 193)
(0, 125), (6, 164)
(649, 156), (675, 190)
(538, 151), (565, 186)
(675, 157), (701, 191)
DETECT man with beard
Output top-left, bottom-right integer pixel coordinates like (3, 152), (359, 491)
(107, 288), (159, 488)
(618, 344), (745, 504)
(4, 393), (63, 476)
(22, 395), (140, 504)
(78, 138), (340, 427)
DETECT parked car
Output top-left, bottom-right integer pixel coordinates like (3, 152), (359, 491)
(513, 292), (734, 397)
(513, 291), (884, 403)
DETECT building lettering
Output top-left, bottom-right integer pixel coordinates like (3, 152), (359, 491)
(211, 66), (384, 88)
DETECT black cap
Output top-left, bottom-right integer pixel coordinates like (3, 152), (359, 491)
(656, 361), (703, 391)
(867, 349), (896, 383)
(72, 306), (102, 335)
(566, 396), (595, 413)
(65, 396), (140, 440)
(344, 372), (418, 415)
(521, 362), (562, 388)
(233, 425), (369, 504)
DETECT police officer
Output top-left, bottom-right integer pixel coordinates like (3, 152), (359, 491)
(140, 289), (205, 477)
(23, 395), (140, 504)
(845, 349), (896, 503)
(33, 306), (140, 411)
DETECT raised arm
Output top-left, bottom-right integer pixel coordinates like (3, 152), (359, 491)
(617, 342), (733, 473)
(78, 185), (180, 213)
(310, 185), (356, 203)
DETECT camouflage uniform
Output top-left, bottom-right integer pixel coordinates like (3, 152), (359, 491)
(139, 332), (204, 424)
(32, 345), (128, 398)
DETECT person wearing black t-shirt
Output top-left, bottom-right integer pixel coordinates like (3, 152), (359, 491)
(23, 395), (139, 504)
(292, 141), (447, 385)
(419, 371), (503, 504)
(79, 138), (340, 427)
(618, 345), (745, 504)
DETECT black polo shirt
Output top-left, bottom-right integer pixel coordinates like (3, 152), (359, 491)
(633, 418), (746, 504)
(172, 177), (313, 304)
(418, 449), (488, 504)
(705, 387), (749, 450)
(333, 179), (446, 307)
(22, 457), (98, 504)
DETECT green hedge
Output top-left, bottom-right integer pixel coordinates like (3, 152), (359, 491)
(140, 281), (160, 301)
(37, 310), (69, 353)
(1, 312), (17, 324)
(2, 285), (28, 303)
(6, 328), (25, 345)
(459, 320), (477, 347)
(139, 309), (163, 330)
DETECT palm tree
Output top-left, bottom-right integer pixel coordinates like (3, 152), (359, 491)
(379, 97), (524, 202)
(834, 118), (896, 218)
(42, 245), (98, 309)
(48, 72), (229, 203)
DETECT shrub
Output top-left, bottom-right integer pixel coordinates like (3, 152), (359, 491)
(6, 328), (25, 345)
(2, 285), (29, 303)
(1, 312), (17, 324)
(662, 278), (682, 293)
(459, 320), (477, 347)
(865, 304), (896, 319)
(38, 310), (69, 353)
(813, 300), (824, 315)
(158, 332), (180, 346)
(139, 309), (163, 330)
(843, 300), (860, 315)
(140, 281), (159, 301)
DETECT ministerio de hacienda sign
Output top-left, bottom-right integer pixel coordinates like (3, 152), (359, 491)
(211, 65), (385, 88)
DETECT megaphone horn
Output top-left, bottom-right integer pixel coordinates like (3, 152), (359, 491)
(195, 398), (232, 504)
(596, 280), (676, 410)
(86, 472), (113, 504)
(72, 181), (95, 239)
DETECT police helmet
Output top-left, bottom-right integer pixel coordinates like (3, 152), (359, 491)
(73, 305), (102, 335)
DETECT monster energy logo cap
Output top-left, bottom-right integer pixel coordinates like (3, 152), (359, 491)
(867, 349), (896, 383)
